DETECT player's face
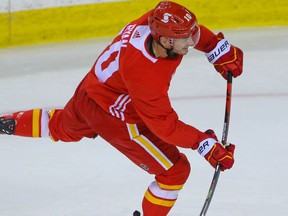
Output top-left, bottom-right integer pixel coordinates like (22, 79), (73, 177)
(172, 36), (195, 55)
(171, 24), (200, 55)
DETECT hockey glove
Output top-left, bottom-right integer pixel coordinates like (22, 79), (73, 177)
(196, 129), (235, 171)
(205, 32), (243, 80)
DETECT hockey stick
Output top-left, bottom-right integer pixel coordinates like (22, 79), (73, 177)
(199, 71), (233, 216)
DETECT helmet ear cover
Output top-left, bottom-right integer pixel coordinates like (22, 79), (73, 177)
(148, 1), (199, 42)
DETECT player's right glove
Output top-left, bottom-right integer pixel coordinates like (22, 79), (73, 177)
(205, 32), (243, 80)
(195, 129), (235, 171)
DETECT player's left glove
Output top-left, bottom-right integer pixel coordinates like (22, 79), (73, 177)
(195, 129), (235, 171)
(205, 32), (243, 80)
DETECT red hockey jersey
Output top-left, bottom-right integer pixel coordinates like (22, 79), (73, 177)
(81, 11), (215, 149)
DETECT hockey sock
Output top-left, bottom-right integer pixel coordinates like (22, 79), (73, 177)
(2, 109), (50, 138)
(142, 181), (180, 216)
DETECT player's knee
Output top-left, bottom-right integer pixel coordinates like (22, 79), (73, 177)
(156, 153), (191, 186)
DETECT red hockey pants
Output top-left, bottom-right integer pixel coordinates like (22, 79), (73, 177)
(48, 87), (191, 215)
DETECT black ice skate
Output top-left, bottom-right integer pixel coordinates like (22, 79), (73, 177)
(0, 117), (15, 135)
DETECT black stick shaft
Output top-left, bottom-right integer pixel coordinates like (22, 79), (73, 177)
(199, 71), (233, 216)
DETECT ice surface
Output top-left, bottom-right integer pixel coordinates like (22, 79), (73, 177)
(0, 27), (288, 216)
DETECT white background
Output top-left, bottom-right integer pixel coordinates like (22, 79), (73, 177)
(0, 0), (125, 13)
(0, 26), (288, 215)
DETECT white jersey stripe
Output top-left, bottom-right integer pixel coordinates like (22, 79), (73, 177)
(109, 94), (131, 121)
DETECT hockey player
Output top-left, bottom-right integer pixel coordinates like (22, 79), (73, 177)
(0, 1), (243, 215)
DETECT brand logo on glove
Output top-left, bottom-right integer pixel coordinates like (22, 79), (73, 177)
(205, 39), (231, 64)
(197, 138), (216, 157)
(198, 140), (210, 155)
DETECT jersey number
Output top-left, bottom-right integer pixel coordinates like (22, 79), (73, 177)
(95, 41), (121, 83)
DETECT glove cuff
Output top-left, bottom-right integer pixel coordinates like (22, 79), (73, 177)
(197, 138), (217, 157)
(205, 39), (231, 64)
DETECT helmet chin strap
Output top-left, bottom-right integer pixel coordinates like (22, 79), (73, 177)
(157, 38), (177, 58)
(166, 47), (176, 58)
